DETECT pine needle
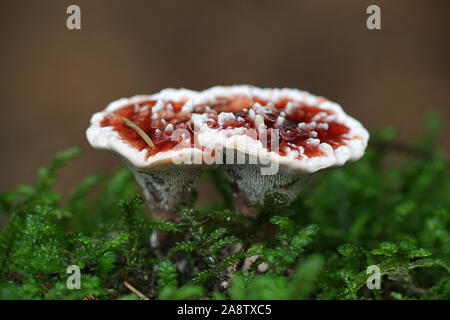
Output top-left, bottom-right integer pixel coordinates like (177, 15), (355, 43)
(122, 117), (155, 149)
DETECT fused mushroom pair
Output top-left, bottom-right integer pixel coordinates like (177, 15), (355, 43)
(87, 85), (369, 214)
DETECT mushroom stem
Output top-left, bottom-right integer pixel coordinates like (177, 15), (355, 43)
(128, 164), (205, 212)
(225, 163), (312, 208)
(127, 163), (207, 254)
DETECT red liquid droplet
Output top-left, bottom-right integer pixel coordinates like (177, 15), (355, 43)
(100, 95), (350, 160)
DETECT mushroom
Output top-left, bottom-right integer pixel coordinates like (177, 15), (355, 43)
(209, 86), (370, 209)
(87, 85), (369, 217)
(86, 88), (210, 221)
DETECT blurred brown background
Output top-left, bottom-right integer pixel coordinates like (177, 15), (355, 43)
(0, 0), (449, 195)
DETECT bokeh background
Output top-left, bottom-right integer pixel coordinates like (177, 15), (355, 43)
(0, 0), (448, 197)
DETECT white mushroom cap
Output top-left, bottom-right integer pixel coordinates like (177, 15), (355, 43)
(87, 85), (369, 209)
(87, 88), (201, 169)
(87, 85), (368, 173)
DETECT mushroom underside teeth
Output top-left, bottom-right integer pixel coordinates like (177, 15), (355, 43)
(224, 163), (312, 206)
(132, 161), (313, 214)
(130, 164), (208, 212)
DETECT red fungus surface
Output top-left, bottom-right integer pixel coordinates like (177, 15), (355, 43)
(100, 95), (350, 159)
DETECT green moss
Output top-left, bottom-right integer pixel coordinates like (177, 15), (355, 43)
(0, 115), (448, 300)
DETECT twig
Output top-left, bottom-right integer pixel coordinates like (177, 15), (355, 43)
(123, 280), (149, 300)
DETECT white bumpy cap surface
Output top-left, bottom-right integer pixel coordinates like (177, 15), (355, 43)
(87, 85), (369, 174)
